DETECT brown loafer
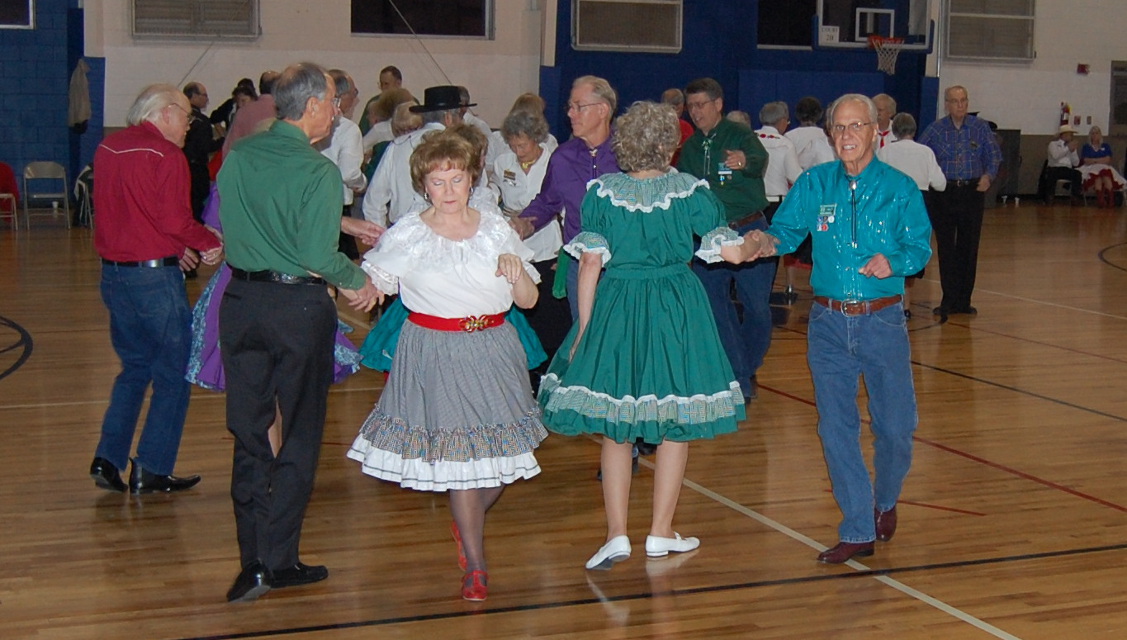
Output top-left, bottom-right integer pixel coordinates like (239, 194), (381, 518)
(817, 541), (874, 564)
(875, 506), (898, 542)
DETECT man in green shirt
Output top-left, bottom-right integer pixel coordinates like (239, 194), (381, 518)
(218, 62), (379, 603)
(677, 77), (772, 403)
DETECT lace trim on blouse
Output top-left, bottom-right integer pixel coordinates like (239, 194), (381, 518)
(590, 170), (710, 213)
(695, 227), (745, 263)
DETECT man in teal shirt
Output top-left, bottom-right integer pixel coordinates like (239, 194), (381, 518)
(218, 62), (379, 603)
(677, 77), (772, 402)
(743, 94), (932, 565)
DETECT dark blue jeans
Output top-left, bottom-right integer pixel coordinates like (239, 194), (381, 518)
(95, 264), (192, 475)
(807, 300), (918, 543)
(691, 216), (773, 395)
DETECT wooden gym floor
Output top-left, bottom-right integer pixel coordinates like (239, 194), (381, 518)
(2, 201), (1127, 639)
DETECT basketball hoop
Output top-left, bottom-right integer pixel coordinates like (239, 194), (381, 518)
(868, 35), (905, 75)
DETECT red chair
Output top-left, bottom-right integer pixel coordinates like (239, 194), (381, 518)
(0, 162), (19, 231)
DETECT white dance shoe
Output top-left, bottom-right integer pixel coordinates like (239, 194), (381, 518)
(586, 535), (631, 570)
(645, 532), (700, 557)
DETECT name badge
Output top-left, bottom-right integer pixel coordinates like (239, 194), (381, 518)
(503, 169), (517, 186)
(717, 162), (733, 184)
(817, 204), (836, 232)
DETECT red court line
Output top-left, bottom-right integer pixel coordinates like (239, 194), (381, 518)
(761, 383), (1127, 514)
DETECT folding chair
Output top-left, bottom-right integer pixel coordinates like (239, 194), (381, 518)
(22, 161), (71, 229)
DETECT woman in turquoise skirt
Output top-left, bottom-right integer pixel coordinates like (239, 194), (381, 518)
(538, 101), (749, 571)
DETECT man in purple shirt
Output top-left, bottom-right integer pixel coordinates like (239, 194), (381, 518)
(518, 75), (620, 319)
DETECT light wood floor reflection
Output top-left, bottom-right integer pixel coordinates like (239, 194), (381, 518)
(3, 201), (1127, 639)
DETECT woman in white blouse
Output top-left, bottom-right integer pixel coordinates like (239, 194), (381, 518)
(347, 130), (548, 602)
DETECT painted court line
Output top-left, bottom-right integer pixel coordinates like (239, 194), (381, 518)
(654, 461), (1023, 640)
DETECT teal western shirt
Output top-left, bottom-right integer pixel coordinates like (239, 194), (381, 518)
(767, 158), (932, 301)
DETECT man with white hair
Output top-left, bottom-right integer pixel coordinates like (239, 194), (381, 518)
(90, 83), (224, 495)
(872, 93), (897, 149)
(319, 69), (367, 258)
(755, 100), (802, 220)
(742, 93), (932, 565)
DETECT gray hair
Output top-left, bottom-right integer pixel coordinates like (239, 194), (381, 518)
(126, 83), (185, 126)
(573, 75), (617, 119)
(827, 93), (878, 127)
(328, 69), (352, 96)
(273, 62), (330, 121)
(421, 108), (462, 125)
(501, 110), (550, 145)
(891, 112), (917, 139)
(872, 93), (897, 113)
(759, 101), (789, 127)
(613, 101), (680, 172)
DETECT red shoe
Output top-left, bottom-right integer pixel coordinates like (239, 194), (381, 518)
(817, 541), (874, 564)
(461, 570), (488, 601)
(451, 521), (467, 571)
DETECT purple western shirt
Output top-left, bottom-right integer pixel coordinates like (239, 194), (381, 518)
(520, 134), (619, 243)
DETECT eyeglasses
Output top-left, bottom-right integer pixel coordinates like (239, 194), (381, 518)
(566, 102), (601, 113)
(686, 98), (716, 111)
(830, 121), (874, 135)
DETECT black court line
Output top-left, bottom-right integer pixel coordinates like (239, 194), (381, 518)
(0, 315), (33, 381)
(1097, 242), (1127, 272)
(181, 540), (1127, 640)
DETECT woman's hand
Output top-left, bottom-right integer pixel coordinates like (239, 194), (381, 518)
(496, 253), (525, 284)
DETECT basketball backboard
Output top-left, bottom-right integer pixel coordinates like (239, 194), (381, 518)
(814, 0), (932, 51)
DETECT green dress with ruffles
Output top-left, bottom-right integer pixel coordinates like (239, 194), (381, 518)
(538, 170), (747, 444)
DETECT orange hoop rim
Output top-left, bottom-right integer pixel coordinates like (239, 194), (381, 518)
(868, 34), (905, 49)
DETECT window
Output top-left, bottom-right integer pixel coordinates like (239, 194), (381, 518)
(572, 0), (682, 54)
(758, 0), (816, 48)
(945, 0), (1034, 60)
(351, 0), (492, 38)
(132, 0), (259, 39)
(0, 0), (33, 30)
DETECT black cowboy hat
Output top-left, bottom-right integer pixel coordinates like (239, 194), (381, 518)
(409, 85), (475, 113)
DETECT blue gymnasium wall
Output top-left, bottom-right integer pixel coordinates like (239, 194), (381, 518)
(0, 0), (102, 195)
(541, 0), (938, 138)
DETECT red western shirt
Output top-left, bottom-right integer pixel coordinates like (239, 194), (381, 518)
(94, 121), (221, 261)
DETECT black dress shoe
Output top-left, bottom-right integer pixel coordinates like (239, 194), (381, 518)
(932, 305), (949, 316)
(875, 506), (898, 542)
(816, 541), (874, 564)
(129, 458), (201, 494)
(227, 561), (272, 602)
(272, 562), (329, 589)
(90, 457), (126, 493)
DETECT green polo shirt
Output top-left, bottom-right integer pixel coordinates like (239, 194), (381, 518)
(218, 120), (366, 290)
(677, 118), (769, 222)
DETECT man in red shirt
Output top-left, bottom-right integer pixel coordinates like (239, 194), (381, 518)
(90, 83), (223, 494)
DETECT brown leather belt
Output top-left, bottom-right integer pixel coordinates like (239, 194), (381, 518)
(813, 295), (902, 316)
(728, 211), (765, 230)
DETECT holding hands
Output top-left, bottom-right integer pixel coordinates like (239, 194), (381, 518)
(340, 278), (382, 312)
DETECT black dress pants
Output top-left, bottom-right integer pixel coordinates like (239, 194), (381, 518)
(219, 278), (336, 570)
(928, 183), (984, 311)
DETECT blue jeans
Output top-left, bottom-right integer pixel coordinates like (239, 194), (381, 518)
(807, 300), (918, 543)
(692, 216), (773, 395)
(95, 264), (192, 475)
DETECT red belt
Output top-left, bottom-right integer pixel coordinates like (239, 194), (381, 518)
(408, 312), (506, 333)
(813, 295), (902, 316)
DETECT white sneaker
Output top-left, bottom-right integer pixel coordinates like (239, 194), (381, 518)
(586, 535), (631, 570)
(645, 532), (700, 557)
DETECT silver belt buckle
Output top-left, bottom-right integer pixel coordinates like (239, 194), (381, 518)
(840, 299), (866, 316)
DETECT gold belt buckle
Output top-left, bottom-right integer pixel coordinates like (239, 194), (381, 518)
(840, 300), (866, 316)
(459, 315), (489, 332)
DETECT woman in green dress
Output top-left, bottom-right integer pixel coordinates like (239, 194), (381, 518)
(538, 101), (749, 570)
